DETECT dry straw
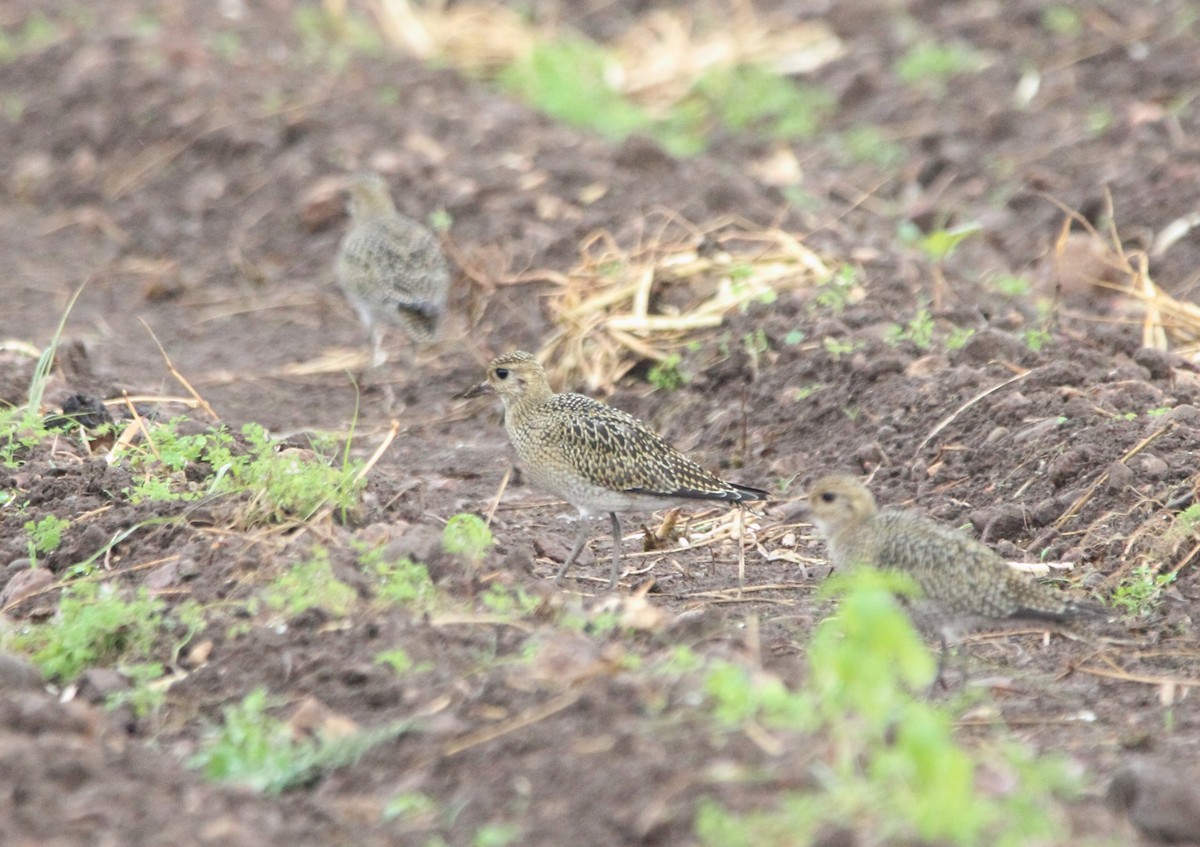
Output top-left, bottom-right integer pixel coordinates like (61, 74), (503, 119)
(537, 215), (831, 391)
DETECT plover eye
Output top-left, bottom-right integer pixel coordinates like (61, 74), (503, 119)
(820, 491), (836, 503)
(495, 367), (509, 380)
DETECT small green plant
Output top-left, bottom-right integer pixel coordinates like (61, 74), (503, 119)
(263, 548), (357, 619)
(1022, 327), (1052, 352)
(125, 421), (364, 523)
(479, 584), (541, 619)
(368, 550), (436, 609)
(0, 11), (60, 63)
(1040, 6), (1083, 36)
(695, 64), (834, 140)
(1112, 564), (1177, 617)
(694, 569), (1075, 845)
(648, 354), (688, 391)
(884, 308), (936, 350)
(442, 513), (494, 566)
(190, 687), (414, 793)
(813, 266), (860, 313)
(836, 125), (908, 168)
(383, 790), (440, 823)
(428, 208), (453, 233)
(783, 329), (805, 346)
(945, 326), (976, 350)
(375, 648), (415, 674)
(472, 823), (521, 847)
(24, 514), (69, 564)
(1087, 105), (1114, 135)
(895, 41), (986, 94)
(822, 337), (861, 361)
(791, 384), (824, 401)
(901, 222), (981, 263)
(989, 274), (1031, 298)
(499, 37), (658, 146)
(6, 581), (165, 683)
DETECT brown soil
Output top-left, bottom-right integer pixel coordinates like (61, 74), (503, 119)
(2, 1), (1199, 844)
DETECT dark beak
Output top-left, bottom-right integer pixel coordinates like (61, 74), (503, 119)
(461, 380), (492, 400)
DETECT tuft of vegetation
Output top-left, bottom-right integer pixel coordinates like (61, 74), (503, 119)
(812, 266), (861, 314)
(263, 548), (357, 619)
(364, 545), (437, 609)
(648, 354), (689, 391)
(5, 582), (165, 683)
(884, 307), (936, 350)
(479, 583), (541, 618)
(189, 688), (415, 793)
(25, 514), (70, 565)
(499, 37), (662, 146)
(125, 420), (364, 525)
(442, 513), (495, 566)
(694, 569), (1076, 845)
(695, 64), (833, 140)
(1112, 564), (1177, 618)
(835, 125), (908, 168)
(895, 40), (987, 93)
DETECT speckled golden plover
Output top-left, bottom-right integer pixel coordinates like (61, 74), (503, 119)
(336, 172), (450, 366)
(466, 351), (769, 589)
(797, 474), (1104, 645)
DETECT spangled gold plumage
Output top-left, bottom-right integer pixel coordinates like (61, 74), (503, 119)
(336, 172), (449, 365)
(800, 474), (1104, 642)
(467, 351), (769, 588)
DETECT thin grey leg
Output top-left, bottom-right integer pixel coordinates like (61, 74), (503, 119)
(555, 518), (591, 585)
(607, 512), (622, 590)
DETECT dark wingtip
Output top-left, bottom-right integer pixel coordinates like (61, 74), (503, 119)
(730, 483), (771, 502)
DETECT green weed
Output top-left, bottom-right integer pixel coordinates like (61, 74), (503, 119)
(945, 326), (976, 350)
(813, 266), (860, 313)
(263, 548), (357, 619)
(743, 328), (770, 372)
(383, 790), (440, 823)
(479, 584), (541, 618)
(1112, 564), (1177, 617)
(695, 64), (833, 140)
(375, 648), (415, 674)
(0, 11), (60, 63)
(473, 823), (521, 847)
(6, 581), (165, 683)
(895, 41), (986, 93)
(1040, 6), (1083, 36)
(791, 384), (824, 401)
(24, 514), (69, 564)
(822, 337), (861, 361)
(648, 354), (688, 391)
(884, 307), (935, 350)
(125, 421), (364, 524)
(901, 221), (981, 263)
(499, 37), (656, 144)
(836, 125), (908, 168)
(370, 553), (436, 609)
(1022, 328), (1052, 352)
(190, 687), (415, 793)
(443, 513), (494, 566)
(990, 274), (1032, 298)
(694, 569), (1075, 845)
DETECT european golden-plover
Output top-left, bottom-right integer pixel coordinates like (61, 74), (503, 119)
(336, 172), (450, 366)
(798, 474), (1104, 645)
(466, 351), (769, 589)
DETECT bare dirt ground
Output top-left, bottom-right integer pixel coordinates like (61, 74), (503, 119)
(2, 0), (1200, 844)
